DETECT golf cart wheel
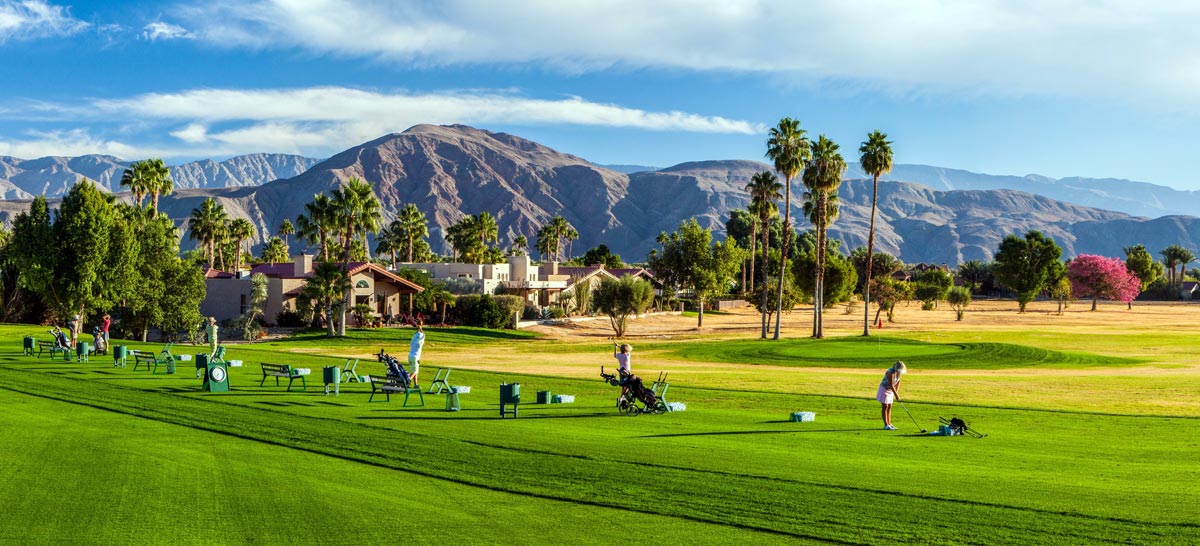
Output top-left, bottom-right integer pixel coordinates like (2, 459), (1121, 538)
(621, 401), (640, 416)
(654, 401), (668, 414)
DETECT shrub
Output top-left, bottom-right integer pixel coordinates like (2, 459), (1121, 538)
(947, 286), (971, 321)
(275, 309), (306, 328)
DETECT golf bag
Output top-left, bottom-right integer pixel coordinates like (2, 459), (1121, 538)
(377, 350), (411, 388)
(49, 326), (71, 350)
(600, 367), (666, 415)
(91, 326), (108, 355)
(939, 416), (986, 438)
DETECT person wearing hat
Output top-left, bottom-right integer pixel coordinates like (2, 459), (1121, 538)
(205, 317), (219, 357)
(876, 361), (907, 430)
(408, 321), (425, 386)
(66, 314), (80, 347)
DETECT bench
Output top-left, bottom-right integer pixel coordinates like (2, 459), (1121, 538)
(131, 350), (174, 374)
(260, 363), (308, 391)
(368, 374), (424, 406)
(427, 367), (452, 394)
(37, 340), (70, 360)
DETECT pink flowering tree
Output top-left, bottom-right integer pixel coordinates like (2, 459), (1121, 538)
(1067, 254), (1141, 310)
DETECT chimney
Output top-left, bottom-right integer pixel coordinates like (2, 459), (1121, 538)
(294, 253), (312, 276)
(549, 261), (558, 275)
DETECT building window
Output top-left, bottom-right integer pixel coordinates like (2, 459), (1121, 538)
(239, 294), (247, 315)
(356, 280), (369, 288)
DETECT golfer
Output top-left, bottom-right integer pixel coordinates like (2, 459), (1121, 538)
(408, 321), (425, 386)
(206, 317), (219, 357)
(876, 361), (906, 430)
(613, 340), (632, 381)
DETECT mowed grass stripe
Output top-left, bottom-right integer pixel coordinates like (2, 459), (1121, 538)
(0, 367), (1185, 546)
(0, 389), (795, 546)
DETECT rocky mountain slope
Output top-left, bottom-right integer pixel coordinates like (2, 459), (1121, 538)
(2, 124), (1199, 266)
(0, 153), (320, 198)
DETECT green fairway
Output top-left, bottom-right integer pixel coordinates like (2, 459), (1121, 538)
(1, 323), (1197, 545)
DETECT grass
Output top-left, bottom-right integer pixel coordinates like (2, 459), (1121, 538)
(1, 318), (1197, 545)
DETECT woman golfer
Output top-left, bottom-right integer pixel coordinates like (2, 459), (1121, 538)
(877, 361), (906, 430)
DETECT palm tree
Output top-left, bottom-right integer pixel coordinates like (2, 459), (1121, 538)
(511, 235), (528, 256)
(302, 261), (350, 337)
(375, 220), (403, 270)
(329, 177), (382, 336)
(278, 219), (295, 252)
(142, 158), (173, 213)
(228, 217), (255, 272)
(119, 162), (150, 207)
(188, 198), (228, 269)
(297, 194), (337, 261)
(745, 171), (782, 314)
(535, 224), (558, 262)
(1179, 248), (1197, 289)
(802, 135), (846, 338)
(858, 130), (894, 336)
(564, 226), (579, 260)
(396, 204), (429, 263)
(1160, 245), (1195, 289)
(476, 211), (499, 249)
(764, 117), (810, 339)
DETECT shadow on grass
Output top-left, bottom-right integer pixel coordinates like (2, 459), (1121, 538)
(357, 410), (614, 420)
(639, 428), (884, 438)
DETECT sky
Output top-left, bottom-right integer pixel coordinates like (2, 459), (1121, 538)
(1, 0), (1199, 189)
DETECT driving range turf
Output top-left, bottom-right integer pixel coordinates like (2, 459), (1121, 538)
(0, 321), (1196, 545)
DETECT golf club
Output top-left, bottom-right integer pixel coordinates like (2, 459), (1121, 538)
(897, 399), (927, 432)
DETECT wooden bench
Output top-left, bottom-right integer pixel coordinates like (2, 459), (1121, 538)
(260, 363), (307, 391)
(130, 350), (174, 374)
(368, 374), (424, 406)
(37, 340), (70, 360)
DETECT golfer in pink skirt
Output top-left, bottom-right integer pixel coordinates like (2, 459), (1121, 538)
(876, 361), (906, 430)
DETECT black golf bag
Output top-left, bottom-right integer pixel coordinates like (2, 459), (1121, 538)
(91, 326), (108, 355)
(49, 326), (70, 349)
(377, 350), (411, 388)
(600, 367), (665, 415)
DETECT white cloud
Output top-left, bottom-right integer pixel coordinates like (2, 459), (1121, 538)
(0, 129), (150, 159)
(0, 0), (88, 42)
(169, 122), (208, 143)
(142, 21), (192, 41)
(169, 0), (1200, 110)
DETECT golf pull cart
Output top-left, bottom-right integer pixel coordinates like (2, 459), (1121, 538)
(938, 417), (988, 438)
(601, 367), (669, 416)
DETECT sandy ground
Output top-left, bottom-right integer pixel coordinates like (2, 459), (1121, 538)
(411, 299), (1200, 415)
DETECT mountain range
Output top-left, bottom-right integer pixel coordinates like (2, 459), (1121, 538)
(0, 124), (1198, 266)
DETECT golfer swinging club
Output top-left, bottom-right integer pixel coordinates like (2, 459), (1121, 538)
(876, 361), (906, 430)
(612, 337), (632, 384)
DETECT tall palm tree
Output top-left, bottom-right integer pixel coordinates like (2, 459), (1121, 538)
(476, 211), (499, 249)
(396, 204), (429, 263)
(142, 158), (173, 213)
(511, 235), (528, 256)
(188, 197), (228, 269)
(329, 177), (382, 336)
(228, 217), (255, 272)
(1178, 247), (1197, 289)
(858, 130), (894, 336)
(302, 261), (350, 337)
(1160, 245), (1194, 289)
(278, 219), (295, 252)
(764, 117), (810, 339)
(119, 162), (150, 207)
(745, 171), (782, 316)
(564, 226), (579, 260)
(375, 220), (403, 270)
(297, 194), (337, 261)
(535, 224), (558, 262)
(802, 135), (846, 338)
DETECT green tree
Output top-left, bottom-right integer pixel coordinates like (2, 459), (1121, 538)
(297, 193), (337, 261)
(957, 260), (993, 294)
(375, 220), (404, 270)
(396, 204), (430, 263)
(764, 117), (811, 339)
(746, 171), (782, 310)
(947, 286), (971, 321)
(580, 244), (623, 268)
(302, 261), (350, 337)
(992, 230), (1064, 312)
(260, 237), (288, 264)
(330, 177), (382, 335)
(536, 215), (575, 263)
(649, 218), (746, 327)
(278, 219), (295, 252)
(858, 130), (894, 336)
(243, 272), (269, 340)
(228, 217), (255, 272)
(511, 235), (528, 256)
(48, 179), (118, 319)
(793, 246), (858, 309)
(1123, 244), (1163, 290)
(913, 268), (953, 309)
(143, 158), (173, 213)
(850, 248), (903, 294)
(591, 275), (655, 337)
(188, 198), (228, 269)
(8, 196), (56, 300)
(801, 135), (846, 338)
(1159, 245), (1195, 290)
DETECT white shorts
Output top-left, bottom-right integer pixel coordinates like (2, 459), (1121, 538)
(876, 385), (894, 405)
(408, 355), (420, 377)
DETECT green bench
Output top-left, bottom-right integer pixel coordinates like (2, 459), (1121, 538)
(37, 340), (70, 360)
(260, 363), (308, 391)
(368, 374), (424, 406)
(131, 350), (175, 374)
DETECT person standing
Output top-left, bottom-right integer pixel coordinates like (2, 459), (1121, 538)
(613, 341), (632, 378)
(101, 314), (111, 346)
(66, 314), (80, 347)
(408, 321), (425, 386)
(205, 317), (219, 357)
(876, 361), (906, 430)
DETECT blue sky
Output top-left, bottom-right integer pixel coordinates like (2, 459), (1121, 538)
(2, 0), (1199, 189)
